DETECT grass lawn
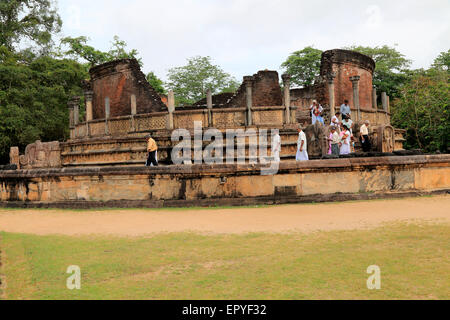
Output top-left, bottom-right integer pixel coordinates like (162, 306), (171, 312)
(0, 222), (448, 300)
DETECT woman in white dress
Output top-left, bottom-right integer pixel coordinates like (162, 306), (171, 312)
(296, 126), (309, 161)
(340, 125), (351, 155)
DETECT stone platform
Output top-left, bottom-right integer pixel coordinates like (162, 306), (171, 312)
(1, 155), (449, 209)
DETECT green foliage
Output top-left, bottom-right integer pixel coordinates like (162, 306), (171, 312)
(0, 48), (87, 164)
(146, 71), (166, 95)
(0, 0), (62, 52)
(166, 56), (239, 105)
(59, 35), (142, 67)
(280, 46), (323, 87)
(392, 68), (449, 153)
(344, 45), (411, 99)
(432, 49), (450, 71)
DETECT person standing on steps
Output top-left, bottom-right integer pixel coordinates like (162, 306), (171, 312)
(146, 134), (159, 167)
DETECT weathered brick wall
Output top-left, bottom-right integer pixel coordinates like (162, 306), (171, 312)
(319, 49), (375, 111)
(227, 71), (283, 108)
(89, 59), (166, 119)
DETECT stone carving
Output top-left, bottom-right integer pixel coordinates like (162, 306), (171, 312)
(305, 122), (328, 158)
(17, 140), (61, 169)
(377, 125), (395, 153)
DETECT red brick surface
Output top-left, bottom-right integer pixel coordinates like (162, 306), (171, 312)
(89, 59), (166, 119)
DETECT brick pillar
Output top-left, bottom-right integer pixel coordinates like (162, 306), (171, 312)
(167, 90), (175, 130)
(206, 89), (213, 127)
(350, 76), (361, 122)
(105, 97), (110, 135)
(244, 76), (254, 126)
(327, 72), (337, 116)
(372, 86), (377, 109)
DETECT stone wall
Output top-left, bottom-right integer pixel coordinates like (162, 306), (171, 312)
(1, 155), (448, 207)
(89, 59), (166, 119)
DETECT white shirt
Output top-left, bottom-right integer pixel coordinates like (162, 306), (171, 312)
(331, 115), (340, 126)
(360, 124), (369, 136)
(298, 131), (307, 151)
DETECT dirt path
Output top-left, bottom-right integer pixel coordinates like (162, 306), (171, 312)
(0, 196), (449, 236)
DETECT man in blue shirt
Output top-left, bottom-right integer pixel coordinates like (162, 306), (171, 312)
(340, 99), (351, 120)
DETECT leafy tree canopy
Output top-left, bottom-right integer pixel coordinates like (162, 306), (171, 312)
(344, 45), (412, 98)
(392, 68), (449, 153)
(166, 56), (239, 105)
(432, 49), (450, 71)
(0, 0), (61, 52)
(59, 35), (142, 67)
(280, 46), (323, 87)
(146, 71), (166, 95)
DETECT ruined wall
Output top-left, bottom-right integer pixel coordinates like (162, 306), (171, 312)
(227, 71), (283, 108)
(319, 49), (375, 110)
(89, 59), (166, 119)
(1, 155), (449, 207)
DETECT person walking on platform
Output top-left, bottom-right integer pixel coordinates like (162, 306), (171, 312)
(146, 134), (159, 167)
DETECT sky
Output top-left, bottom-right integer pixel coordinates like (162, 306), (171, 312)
(57, 0), (450, 82)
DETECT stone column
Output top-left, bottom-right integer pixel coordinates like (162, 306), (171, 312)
(206, 89), (213, 127)
(68, 101), (74, 128)
(84, 91), (94, 121)
(10, 147), (20, 169)
(327, 72), (337, 117)
(282, 74), (291, 124)
(130, 94), (137, 131)
(350, 76), (361, 122)
(105, 97), (110, 135)
(244, 76), (254, 126)
(167, 90), (175, 130)
(372, 86), (377, 109)
(71, 96), (80, 126)
(381, 92), (388, 111)
(84, 91), (93, 137)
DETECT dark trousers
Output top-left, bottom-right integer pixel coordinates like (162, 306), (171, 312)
(331, 143), (340, 156)
(361, 135), (371, 152)
(146, 151), (158, 166)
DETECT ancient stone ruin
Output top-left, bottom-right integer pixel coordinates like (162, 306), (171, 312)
(9, 49), (406, 170)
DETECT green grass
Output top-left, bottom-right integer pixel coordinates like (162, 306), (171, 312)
(1, 222), (449, 300)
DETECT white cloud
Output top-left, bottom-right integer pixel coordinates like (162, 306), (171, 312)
(58, 0), (450, 81)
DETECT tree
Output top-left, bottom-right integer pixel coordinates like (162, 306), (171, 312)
(344, 45), (412, 99)
(391, 68), (449, 153)
(59, 35), (142, 67)
(0, 0), (62, 51)
(432, 49), (450, 71)
(0, 50), (87, 164)
(166, 56), (239, 105)
(146, 71), (166, 95)
(280, 46), (323, 87)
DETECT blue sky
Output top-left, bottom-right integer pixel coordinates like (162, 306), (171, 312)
(57, 0), (450, 82)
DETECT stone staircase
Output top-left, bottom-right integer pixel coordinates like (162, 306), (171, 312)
(61, 129), (300, 167)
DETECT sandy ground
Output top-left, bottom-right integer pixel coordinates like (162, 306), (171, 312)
(0, 195), (449, 236)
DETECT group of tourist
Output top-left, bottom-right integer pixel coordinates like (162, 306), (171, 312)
(146, 98), (372, 166)
(295, 99), (372, 161)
